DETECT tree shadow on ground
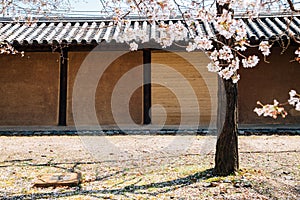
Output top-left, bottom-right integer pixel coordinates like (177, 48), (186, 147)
(1, 168), (214, 199)
(251, 176), (300, 199)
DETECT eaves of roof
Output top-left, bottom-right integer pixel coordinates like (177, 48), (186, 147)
(0, 15), (299, 46)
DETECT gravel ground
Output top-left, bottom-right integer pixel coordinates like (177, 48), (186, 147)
(0, 135), (299, 199)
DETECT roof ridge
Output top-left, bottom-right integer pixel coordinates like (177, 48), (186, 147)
(1, 13), (300, 23)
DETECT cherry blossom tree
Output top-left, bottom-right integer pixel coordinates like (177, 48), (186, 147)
(100, 0), (300, 175)
(0, 0), (71, 55)
(1, 0), (299, 175)
(0, 0), (71, 19)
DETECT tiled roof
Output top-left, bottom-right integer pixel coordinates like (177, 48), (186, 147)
(0, 15), (300, 45)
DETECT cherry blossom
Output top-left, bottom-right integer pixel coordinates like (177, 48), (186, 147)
(296, 103), (300, 111)
(194, 36), (213, 50)
(295, 48), (300, 63)
(296, 48), (300, 56)
(242, 55), (260, 68)
(218, 66), (235, 80)
(209, 50), (219, 61)
(2, 0), (298, 86)
(288, 89), (300, 111)
(0, 42), (24, 57)
(207, 47), (243, 82)
(230, 56), (240, 71)
(1, 0), (71, 20)
(255, 90), (300, 117)
(217, 0), (231, 6)
(187, 37), (213, 51)
(215, 10), (236, 39)
(129, 42), (138, 51)
(207, 62), (221, 72)
(1, 0), (299, 118)
(103, 0), (300, 86)
(219, 46), (234, 61)
(254, 100), (287, 119)
(232, 74), (240, 84)
(186, 42), (197, 52)
(259, 41), (271, 56)
(156, 22), (188, 48)
(235, 43), (247, 51)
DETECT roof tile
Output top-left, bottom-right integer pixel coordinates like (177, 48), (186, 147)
(0, 16), (299, 45)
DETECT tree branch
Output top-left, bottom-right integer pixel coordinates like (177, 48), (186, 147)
(286, 0), (300, 12)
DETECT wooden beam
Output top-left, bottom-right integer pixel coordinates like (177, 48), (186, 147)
(143, 49), (152, 124)
(58, 47), (68, 126)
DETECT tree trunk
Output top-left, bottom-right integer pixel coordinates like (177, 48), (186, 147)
(213, 2), (239, 176)
(214, 78), (239, 175)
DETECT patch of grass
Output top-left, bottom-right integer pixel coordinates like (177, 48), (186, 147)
(173, 165), (207, 176)
(205, 176), (225, 182)
(203, 168), (261, 183)
(238, 168), (262, 176)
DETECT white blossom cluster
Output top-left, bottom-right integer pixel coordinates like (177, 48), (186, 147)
(113, 1), (272, 83)
(215, 10), (245, 40)
(217, 0), (285, 17)
(217, 0), (231, 6)
(288, 90), (300, 111)
(0, 0), (290, 86)
(242, 55), (259, 68)
(114, 1), (278, 83)
(0, 42), (24, 56)
(254, 90), (300, 118)
(156, 21), (188, 48)
(115, 21), (149, 50)
(108, 0), (177, 21)
(207, 45), (261, 83)
(259, 41), (271, 56)
(115, 20), (189, 50)
(186, 36), (213, 52)
(295, 47), (300, 63)
(254, 100), (287, 119)
(208, 46), (238, 81)
(203, 7), (270, 83)
(1, 0), (71, 19)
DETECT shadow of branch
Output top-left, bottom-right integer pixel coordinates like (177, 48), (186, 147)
(2, 168), (214, 199)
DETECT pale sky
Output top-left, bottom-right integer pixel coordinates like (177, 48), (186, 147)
(1, 0), (300, 17)
(65, 0), (103, 17)
(67, 0), (300, 17)
(70, 0), (102, 12)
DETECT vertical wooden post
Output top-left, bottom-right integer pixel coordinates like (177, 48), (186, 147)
(58, 47), (68, 126)
(143, 49), (151, 124)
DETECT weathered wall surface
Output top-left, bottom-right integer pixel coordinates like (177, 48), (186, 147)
(151, 51), (218, 127)
(67, 51), (143, 126)
(0, 52), (60, 125)
(0, 47), (299, 127)
(238, 46), (300, 125)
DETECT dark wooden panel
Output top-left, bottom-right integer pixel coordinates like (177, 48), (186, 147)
(238, 46), (300, 125)
(58, 48), (68, 126)
(143, 49), (151, 124)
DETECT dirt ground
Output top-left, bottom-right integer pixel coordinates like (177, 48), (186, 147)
(0, 135), (299, 199)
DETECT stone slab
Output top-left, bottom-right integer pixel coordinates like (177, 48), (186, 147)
(33, 172), (81, 188)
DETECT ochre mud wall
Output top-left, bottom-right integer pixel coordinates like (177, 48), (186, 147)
(151, 51), (218, 127)
(67, 51), (143, 126)
(0, 47), (299, 127)
(0, 52), (60, 125)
